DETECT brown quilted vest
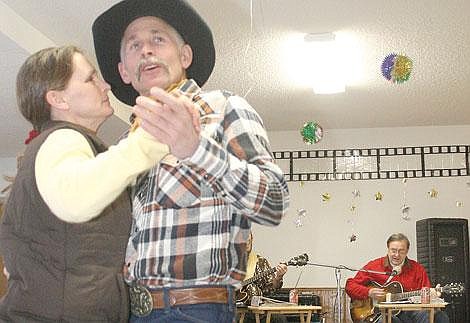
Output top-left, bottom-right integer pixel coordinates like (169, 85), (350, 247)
(0, 121), (131, 322)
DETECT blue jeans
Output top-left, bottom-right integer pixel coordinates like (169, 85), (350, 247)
(386, 310), (450, 323)
(130, 286), (236, 323)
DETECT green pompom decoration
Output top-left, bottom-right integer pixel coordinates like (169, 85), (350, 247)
(300, 121), (323, 144)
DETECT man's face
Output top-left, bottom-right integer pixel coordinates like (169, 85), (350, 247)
(118, 16), (193, 96)
(387, 240), (409, 267)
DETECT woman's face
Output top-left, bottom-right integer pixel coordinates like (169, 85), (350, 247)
(61, 53), (113, 131)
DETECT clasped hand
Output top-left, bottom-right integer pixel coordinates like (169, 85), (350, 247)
(368, 287), (386, 300)
(133, 86), (201, 160)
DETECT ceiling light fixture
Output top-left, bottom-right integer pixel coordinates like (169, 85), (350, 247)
(304, 32), (346, 94)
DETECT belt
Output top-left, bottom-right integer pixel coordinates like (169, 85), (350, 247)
(129, 285), (230, 317)
(152, 287), (229, 308)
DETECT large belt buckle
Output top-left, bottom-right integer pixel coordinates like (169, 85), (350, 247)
(129, 283), (153, 317)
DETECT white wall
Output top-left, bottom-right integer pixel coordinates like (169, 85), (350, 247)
(1, 125), (469, 288)
(252, 126), (470, 288)
(0, 157), (17, 200)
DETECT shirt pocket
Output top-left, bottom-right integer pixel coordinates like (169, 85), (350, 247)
(153, 163), (202, 209)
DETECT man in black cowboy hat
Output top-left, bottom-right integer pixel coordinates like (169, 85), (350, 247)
(93, 1), (289, 322)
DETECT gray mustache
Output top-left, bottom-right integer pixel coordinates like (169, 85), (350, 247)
(136, 56), (169, 81)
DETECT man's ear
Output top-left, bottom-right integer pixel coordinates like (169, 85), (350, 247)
(180, 44), (193, 69)
(45, 90), (68, 111)
(118, 62), (132, 84)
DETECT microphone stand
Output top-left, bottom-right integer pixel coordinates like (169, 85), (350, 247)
(305, 262), (392, 323)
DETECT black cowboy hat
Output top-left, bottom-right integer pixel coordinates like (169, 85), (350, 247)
(92, 0), (215, 105)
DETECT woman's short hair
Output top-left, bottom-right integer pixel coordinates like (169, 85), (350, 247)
(16, 45), (82, 130)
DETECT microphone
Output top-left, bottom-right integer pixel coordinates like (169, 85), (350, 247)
(392, 266), (401, 276)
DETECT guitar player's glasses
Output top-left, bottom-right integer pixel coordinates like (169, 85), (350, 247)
(389, 248), (407, 255)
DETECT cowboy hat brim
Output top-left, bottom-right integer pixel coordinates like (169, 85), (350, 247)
(92, 0), (215, 106)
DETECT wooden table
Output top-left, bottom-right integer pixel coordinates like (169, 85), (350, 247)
(375, 302), (447, 323)
(238, 305), (322, 323)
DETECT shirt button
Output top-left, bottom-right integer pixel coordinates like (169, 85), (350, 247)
(204, 174), (210, 180)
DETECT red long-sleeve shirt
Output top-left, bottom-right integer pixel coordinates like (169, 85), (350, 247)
(345, 256), (431, 300)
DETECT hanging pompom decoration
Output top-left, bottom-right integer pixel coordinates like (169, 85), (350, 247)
(300, 121), (323, 144)
(381, 53), (413, 83)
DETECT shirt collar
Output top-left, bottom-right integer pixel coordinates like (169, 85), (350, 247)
(176, 79), (217, 117)
(383, 255), (410, 269)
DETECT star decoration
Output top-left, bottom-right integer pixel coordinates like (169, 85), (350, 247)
(297, 208), (307, 217)
(322, 193), (331, 202)
(401, 205), (411, 220)
(349, 234), (357, 242)
(352, 189), (360, 198)
(428, 188), (438, 198)
(375, 192), (383, 201)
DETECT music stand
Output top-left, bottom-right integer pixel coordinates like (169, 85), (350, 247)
(305, 262), (392, 323)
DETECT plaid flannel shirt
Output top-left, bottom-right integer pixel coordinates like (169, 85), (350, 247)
(125, 79), (289, 288)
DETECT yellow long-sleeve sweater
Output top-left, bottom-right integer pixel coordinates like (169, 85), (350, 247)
(35, 127), (168, 223)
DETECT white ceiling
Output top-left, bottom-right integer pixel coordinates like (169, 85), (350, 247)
(1, 0), (470, 157)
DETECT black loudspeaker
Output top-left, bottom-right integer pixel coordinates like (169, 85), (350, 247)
(416, 218), (469, 323)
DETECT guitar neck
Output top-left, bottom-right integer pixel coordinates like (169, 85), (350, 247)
(391, 287), (441, 301)
(242, 267), (276, 287)
(391, 290), (420, 301)
(241, 253), (308, 288)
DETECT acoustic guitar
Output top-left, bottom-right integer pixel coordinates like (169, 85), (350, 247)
(236, 253), (309, 304)
(350, 281), (464, 323)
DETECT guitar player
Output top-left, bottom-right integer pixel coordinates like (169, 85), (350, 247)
(240, 231), (288, 323)
(345, 233), (449, 323)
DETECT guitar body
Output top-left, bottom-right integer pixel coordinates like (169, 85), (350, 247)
(350, 280), (465, 322)
(236, 284), (262, 304)
(350, 281), (403, 323)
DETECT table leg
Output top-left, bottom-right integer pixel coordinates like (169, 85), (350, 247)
(299, 313), (305, 323)
(239, 312), (245, 323)
(255, 313), (261, 323)
(306, 310), (312, 323)
(266, 312), (272, 323)
(430, 308), (435, 323)
(380, 309), (391, 323)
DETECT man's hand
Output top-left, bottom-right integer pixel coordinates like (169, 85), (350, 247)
(273, 263), (287, 289)
(133, 86), (201, 160)
(275, 263), (287, 279)
(368, 287), (386, 300)
(3, 267), (9, 280)
(431, 284), (442, 299)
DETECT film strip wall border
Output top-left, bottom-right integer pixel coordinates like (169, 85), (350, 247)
(273, 145), (470, 181)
